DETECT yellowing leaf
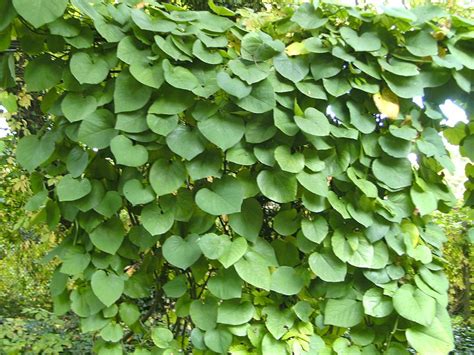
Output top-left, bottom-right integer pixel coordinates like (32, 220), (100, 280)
(373, 88), (399, 119)
(286, 42), (309, 56)
(401, 220), (419, 248)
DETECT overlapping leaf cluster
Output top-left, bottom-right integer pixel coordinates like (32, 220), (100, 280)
(1, 0), (473, 353)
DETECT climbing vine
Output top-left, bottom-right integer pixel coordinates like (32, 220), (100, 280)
(1, 0), (473, 353)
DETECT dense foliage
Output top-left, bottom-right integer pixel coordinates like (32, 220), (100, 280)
(1, 0), (473, 354)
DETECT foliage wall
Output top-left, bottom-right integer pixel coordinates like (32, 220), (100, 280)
(1, 0), (473, 354)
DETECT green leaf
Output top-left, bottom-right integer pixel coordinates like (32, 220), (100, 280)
(228, 199), (262, 242)
(95, 191), (122, 218)
(198, 233), (231, 260)
(78, 109), (118, 149)
(149, 87), (194, 115)
(61, 93), (97, 122)
(123, 179), (155, 206)
(131, 9), (176, 33)
(114, 70), (152, 113)
(130, 61), (165, 89)
(217, 300), (255, 325)
(208, 0), (235, 16)
(382, 72), (424, 99)
(57, 175), (91, 202)
(379, 135), (411, 158)
(117, 36), (151, 65)
(273, 53), (309, 83)
(163, 59), (199, 91)
(323, 76), (351, 97)
(262, 334), (287, 354)
(190, 298), (218, 331)
(216, 71), (251, 99)
(110, 135), (148, 167)
(195, 176), (244, 215)
(257, 170), (297, 203)
(372, 157), (413, 190)
(406, 30), (438, 57)
(192, 40), (223, 65)
(151, 327), (174, 348)
(24, 55), (62, 91)
(208, 268), (243, 300)
(163, 275), (187, 298)
(301, 216), (328, 243)
(119, 303), (140, 326)
(325, 299), (364, 328)
(228, 59), (271, 85)
(100, 322), (123, 342)
(218, 237), (248, 268)
(241, 31), (284, 62)
(89, 217), (125, 254)
(378, 58), (419, 76)
(163, 235), (202, 270)
(274, 145), (305, 173)
(198, 113), (245, 151)
(295, 107), (330, 137)
(410, 186), (437, 216)
(236, 78), (275, 114)
(166, 125), (205, 160)
(147, 114), (178, 136)
(13, 0), (68, 28)
(273, 209), (300, 236)
(204, 328), (232, 353)
(60, 246), (90, 275)
(393, 284), (436, 326)
(149, 158), (186, 196)
(16, 134), (55, 172)
(362, 288), (393, 318)
(270, 266), (304, 295)
(91, 270), (124, 307)
(291, 3), (327, 30)
(262, 305), (295, 339)
(406, 317), (454, 355)
(186, 150), (222, 180)
(234, 256), (271, 291)
(296, 81), (327, 100)
(296, 171), (328, 197)
(309, 251), (346, 282)
(141, 202), (174, 236)
(340, 27), (381, 52)
(0, 0), (16, 32)
(70, 52), (109, 85)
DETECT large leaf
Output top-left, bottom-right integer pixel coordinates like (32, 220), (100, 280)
(340, 27), (381, 52)
(166, 125), (205, 160)
(114, 70), (152, 113)
(16, 134), (55, 172)
(24, 55), (62, 91)
(149, 158), (186, 196)
(270, 266), (304, 295)
(406, 317), (454, 355)
(195, 176), (244, 215)
(228, 198), (263, 242)
(70, 52), (109, 85)
(273, 53), (309, 83)
(324, 299), (364, 328)
(372, 157), (413, 190)
(236, 78), (276, 113)
(393, 284), (436, 326)
(91, 270), (124, 307)
(163, 235), (202, 269)
(89, 217), (125, 255)
(198, 113), (245, 151)
(13, 0), (68, 28)
(78, 109), (118, 149)
(241, 31), (284, 62)
(257, 170), (297, 203)
(309, 251), (346, 282)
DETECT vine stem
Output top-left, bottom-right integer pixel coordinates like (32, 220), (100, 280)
(385, 316), (399, 350)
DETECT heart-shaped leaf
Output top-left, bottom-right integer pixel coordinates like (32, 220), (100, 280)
(61, 93), (97, 122)
(162, 235), (202, 269)
(123, 179), (155, 206)
(218, 237), (248, 268)
(110, 135), (148, 167)
(149, 158), (186, 196)
(198, 233), (231, 260)
(70, 52), (109, 84)
(114, 70), (152, 113)
(340, 27), (381, 52)
(57, 175), (92, 202)
(198, 113), (245, 151)
(13, 0), (68, 28)
(195, 176), (244, 215)
(166, 125), (205, 160)
(91, 270), (124, 307)
(141, 202), (174, 236)
(294, 107), (330, 137)
(274, 145), (305, 173)
(216, 71), (251, 99)
(257, 170), (297, 203)
(89, 217), (125, 254)
(16, 134), (55, 172)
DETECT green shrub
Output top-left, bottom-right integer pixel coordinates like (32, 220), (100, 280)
(1, 0), (473, 354)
